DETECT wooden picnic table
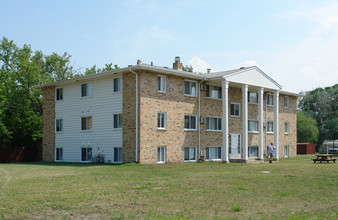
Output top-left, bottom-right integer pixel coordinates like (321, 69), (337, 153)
(312, 154), (336, 164)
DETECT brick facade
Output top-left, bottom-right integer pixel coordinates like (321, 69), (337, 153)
(42, 86), (55, 162)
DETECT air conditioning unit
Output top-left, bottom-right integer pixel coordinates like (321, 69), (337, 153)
(200, 83), (207, 90)
(200, 117), (206, 123)
(263, 122), (267, 127)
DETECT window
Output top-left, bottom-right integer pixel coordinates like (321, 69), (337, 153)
(206, 147), (221, 161)
(157, 76), (166, 93)
(81, 117), (92, 131)
(157, 112), (166, 129)
(248, 92), (258, 104)
(285, 122), (289, 134)
(113, 114), (123, 129)
(113, 77), (123, 93)
(206, 85), (222, 99)
(55, 119), (63, 132)
(55, 148), (63, 161)
(56, 88), (63, 101)
(248, 120), (258, 132)
(81, 148), (92, 162)
(184, 115), (197, 130)
(267, 94), (274, 106)
(248, 146), (258, 158)
(81, 82), (92, 97)
(284, 96), (289, 108)
(184, 147), (197, 161)
(284, 146), (289, 157)
(184, 81), (197, 96)
(113, 147), (122, 163)
(206, 117), (222, 131)
(157, 146), (166, 163)
(267, 121), (274, 133)
(230, 103), (240, 117)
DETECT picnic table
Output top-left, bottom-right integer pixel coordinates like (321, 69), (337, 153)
(312, 154), (336, 164)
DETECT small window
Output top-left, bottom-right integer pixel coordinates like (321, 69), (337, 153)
(81, 148), (92, 162)
(157, 112), (166, 129)
(113, 114), (123, 129)
(248, 120), (258, 132)
(230, 103), (240, 117)
(157, 146), (166, 163)
(56, 119), (63, 132)
(267, 94), (274, 106)
(113, 147), (122, 163)
(55, 148), (63, 161)
(206, 85), (222, 99)
(113, 77), (123, 93)
(248, 146), (258, 158)
(206, 117), (222, 131)
(267, 121), (274, 133)
(206, 147), (221, 161)
(284, 146), (289, 157)
(184, 81), (197, 96)
(56, 88), (63, 101)
(284, 97), (289, 108)
(248, 92), (258, 104)
(157, 76), (166, 93)
(184, 115), (197, 130)
(81, 83), (92, 97)
(81, 117), (92, 131)
(184, 147), (197, 161)
(285, 122), (289, 134)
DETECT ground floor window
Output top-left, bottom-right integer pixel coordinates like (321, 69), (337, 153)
(248, 146), (258, 158)
(285, 146), (289, 157)
(55, 148), (63, 161)
(157, 146), (166, 163)
(206, 147), (221, 161)
(81, 148), (92, 162)
(184, 147), (197, 161)
(113, 147), (122, 163)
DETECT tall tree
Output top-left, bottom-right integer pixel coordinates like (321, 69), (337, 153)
(84, 63), (119, 75)
(297, 111), (319, 143)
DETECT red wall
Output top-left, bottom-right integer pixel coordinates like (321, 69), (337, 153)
(297, 143), (316, 154)
(0, 147), (38, 163)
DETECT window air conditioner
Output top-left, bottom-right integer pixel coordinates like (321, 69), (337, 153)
(200, 83), (207, 90)
(200, 117), (206, 123)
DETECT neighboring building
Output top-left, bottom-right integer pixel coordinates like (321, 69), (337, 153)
(297, 143), (316, 154)
(34, 57), (301, 164)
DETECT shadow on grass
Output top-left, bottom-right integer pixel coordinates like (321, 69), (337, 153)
(0, 161), (128, 168)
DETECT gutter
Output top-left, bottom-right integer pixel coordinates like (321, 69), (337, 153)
(198, 76), (207, 160)
(128, 68), (139, 163)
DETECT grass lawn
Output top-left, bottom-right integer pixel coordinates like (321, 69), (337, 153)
(0, 155), (337, 219)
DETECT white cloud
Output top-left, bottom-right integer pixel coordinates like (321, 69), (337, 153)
(188, 56), (211, 73)
(237, 60), (260, 68)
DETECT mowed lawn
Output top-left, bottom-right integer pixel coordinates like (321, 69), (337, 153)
(0, 155), (337, 219)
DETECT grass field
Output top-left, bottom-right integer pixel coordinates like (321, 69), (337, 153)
(0, 155), (337, 219)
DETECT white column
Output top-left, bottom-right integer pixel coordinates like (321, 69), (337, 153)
(242, 85), (248, 161)
(258, 88), (264, 160)
(274, 91), (279, 160)
(222, 80), (229, 163)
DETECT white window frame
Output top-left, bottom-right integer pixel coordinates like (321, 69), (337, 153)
(157, 146), (166, 164)
(157, 112), (167, 130)
(112, 113), (123, 130)
(81, 147), (92, 162)
(113, 77), (123, 93)
(81, 116), (92, 131)
(284, 145), (289, 158)
(267, 94), (274, 106)
(248, 92), (258, 104)
(206, 85), (222, 99)
(157, 75), (166, 93)
(206, 147), (222, 161)
(248, 120), (258, 132)
(55, 87), (63, 101)
(55, 147), (63, 161)
(184, 80), (197, 97)
(267, 121), (274, 133)
(284, 96), (289, 108)
(184, 115), (197, 131)
(230, 103), (240, 117)
(285, 122), (289, 134)
(81, 82), (92, 97)
(206, 116), (222, 131)
(184, 146), (197, 162)
(113, 147), (122, 163)
(55, 119), (63, 133)
(248, 146), (258, 158)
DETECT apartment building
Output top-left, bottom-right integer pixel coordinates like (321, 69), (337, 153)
(35, 57), (300, 164)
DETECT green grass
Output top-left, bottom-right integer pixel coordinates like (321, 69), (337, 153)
(0, 155), (337, 219)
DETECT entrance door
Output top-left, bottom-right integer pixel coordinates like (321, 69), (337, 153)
(229, 134), (241, 158)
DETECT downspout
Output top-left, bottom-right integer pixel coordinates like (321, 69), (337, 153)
(198, 76), (207, 160)
(265, 93), (267, 156)
(129, 68), (139, 163)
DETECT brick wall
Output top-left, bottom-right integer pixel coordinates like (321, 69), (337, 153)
(42, 86), (55, 162)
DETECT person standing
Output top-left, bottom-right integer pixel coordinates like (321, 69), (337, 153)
(268, 142), (275, 163)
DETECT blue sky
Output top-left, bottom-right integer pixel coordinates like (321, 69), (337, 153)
(1, 0), (338, 93)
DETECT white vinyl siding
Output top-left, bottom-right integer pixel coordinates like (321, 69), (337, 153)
(284, 96), (289, 108)
(230, 103), (240, 117)
(248, 92), (258, 104)
(55, 119), (63, 133)
(184, 80), (197, 96)
(206, 147), (221, 161)
(248, 120), (258, 132)
(184, 147), (197, 162)
(267, 94), (274, 106)
(113, 77), (123, 93)
(113, 147), (122, 163)
(81, 82), (92, 97)
(206, 117), (222, 131)
(112, 114), (123, 129)
(157, 76), (166, 93)
(55, 148), (63, 161)
(157, 112), (166, 129)
(56, 88), (63, 101)
(206, 85), (222, 99)
(184, 115), (197, 130)
(267, 121), (274, 133)
(157, 146), (166, 163)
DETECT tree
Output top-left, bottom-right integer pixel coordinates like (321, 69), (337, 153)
(84, 63), (119, 75)
(182, 64), (193, 72)
(297, 111), (319, 143)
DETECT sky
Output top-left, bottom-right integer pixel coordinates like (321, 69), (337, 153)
(1, 0), (338, 93)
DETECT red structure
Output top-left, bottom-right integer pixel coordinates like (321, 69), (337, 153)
(297, 143), (316, 154)
(0, 147), (38, 163)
